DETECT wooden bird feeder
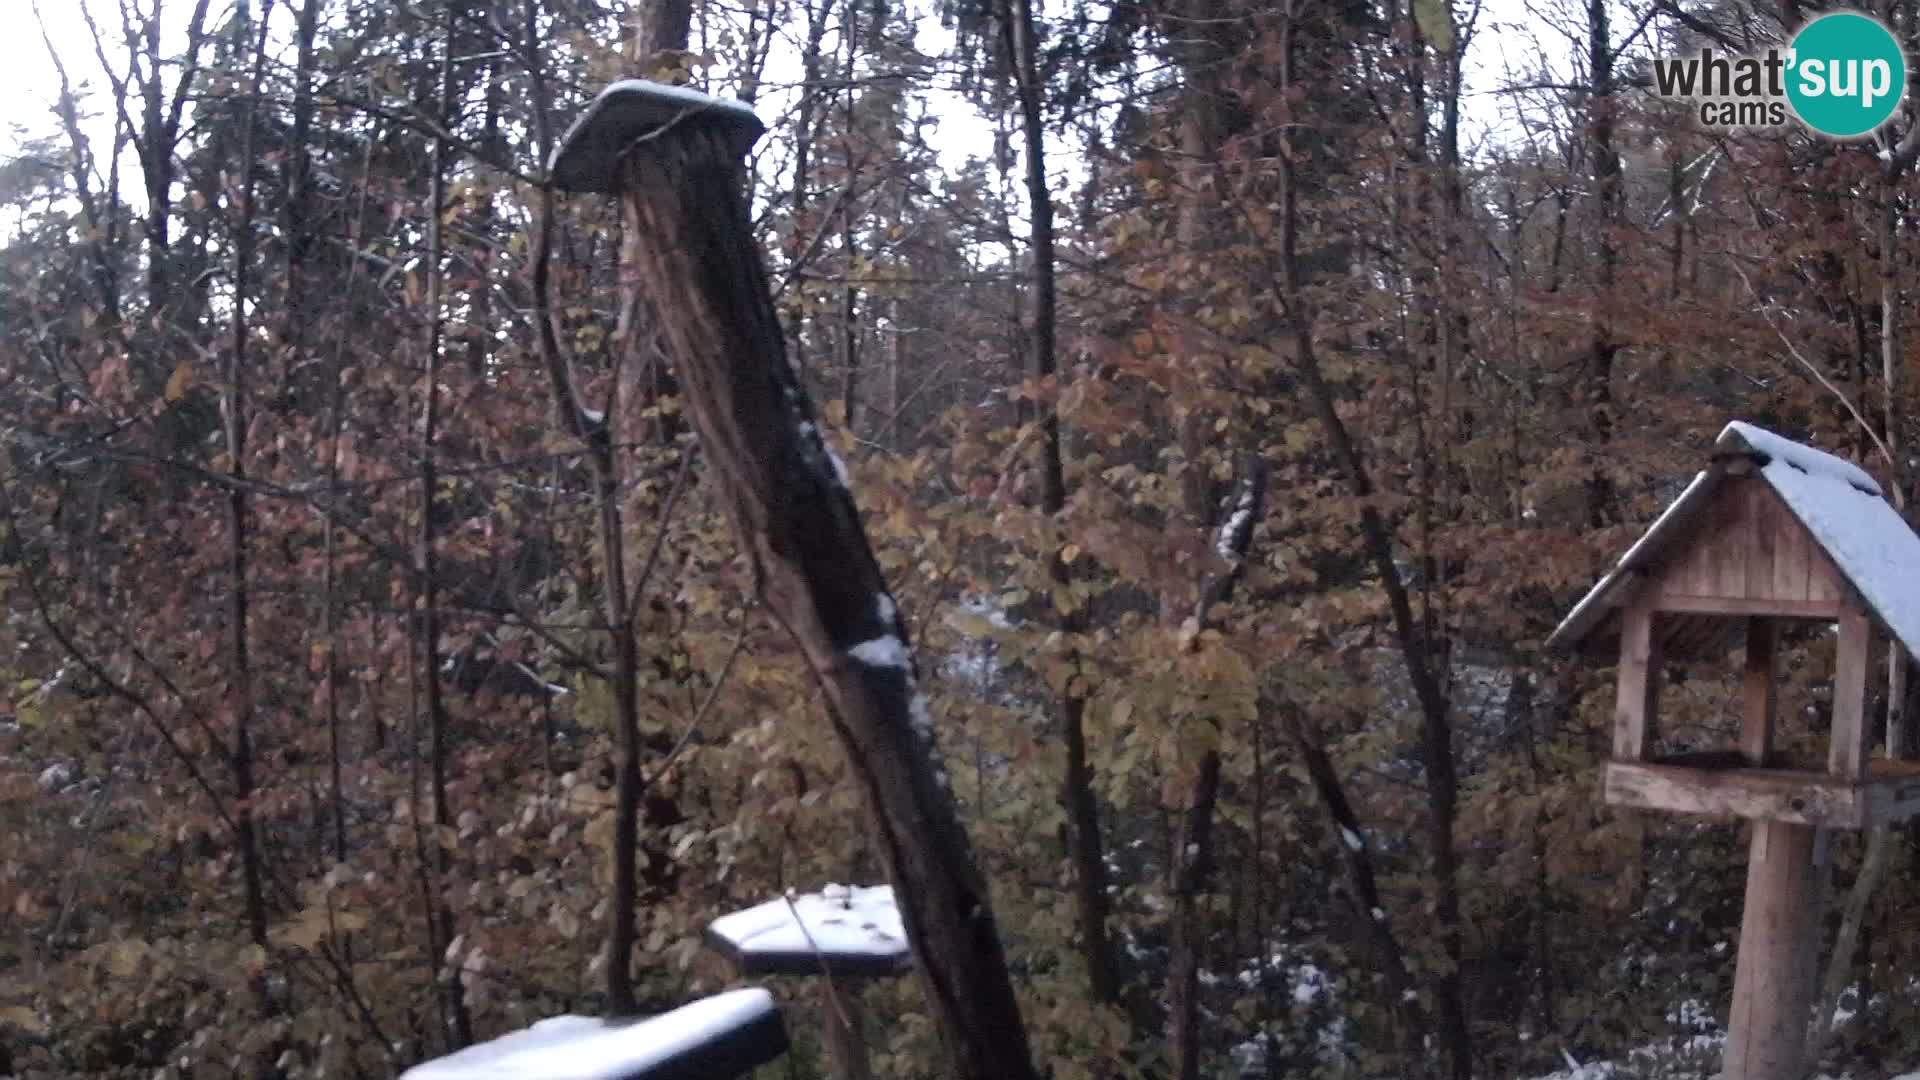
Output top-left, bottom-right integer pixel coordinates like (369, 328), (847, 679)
(1550, 420), (1920, 1079)
(706, 885), (910, 1080)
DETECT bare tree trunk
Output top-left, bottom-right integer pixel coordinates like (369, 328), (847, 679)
(635, 0), (695, 72)
(1281, 705), (1426, 1053)
(1275, 1), (1468, 1073)
(525, 10), (664, 1018)
(1168, 457), (1266, 1080)
(417, 3), (473, 1048)
(1000, 0), (1119, 1008)
(1584, 0), (1619, 526)
(129, 0), (214, 311)
(577, 102), (1040, 1080)
(224, 0), (275, 958)
(465, 48), (502, 379)
(1815, 165), (1911, 1053)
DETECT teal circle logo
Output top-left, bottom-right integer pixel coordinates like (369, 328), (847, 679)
(1786, 13), (1906, 137)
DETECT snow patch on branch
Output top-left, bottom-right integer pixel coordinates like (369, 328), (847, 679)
(797, 421), (850, 489)
(1340, 826), (1363, 852)
(848, 635), (910, 671)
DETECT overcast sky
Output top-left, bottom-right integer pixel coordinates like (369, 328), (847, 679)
(0, 0), (1574, 220)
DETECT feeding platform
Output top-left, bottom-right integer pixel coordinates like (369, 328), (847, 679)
(399, 988), (787, 1080)
(1550, 420), (1920, 824)
(1551, 420), (1920, 1080)
(706, 884), (910, 977)
(549, 80), (763, 193)
(707, 885), (909, 1080)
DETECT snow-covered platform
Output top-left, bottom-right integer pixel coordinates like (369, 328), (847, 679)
(400, 988), (787, 1080)
(549, 80), (764, 193)
(706, 884), (911, 977)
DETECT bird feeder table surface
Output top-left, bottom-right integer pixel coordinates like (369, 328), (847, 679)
(706, 884), (911, 978)
(1604, 753), (1920, 829)
(398, 988), (787, 1080)
(549, 80), (764, 194)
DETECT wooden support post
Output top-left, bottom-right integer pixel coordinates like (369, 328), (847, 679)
(1831, 609), (1871, 779)
(1742, 619), (1776, 766)
(1723, 820), (1823, 1079)
(1614, 598), (1661, 761)
(819, 978), (872, 1080)
(549, 82), (1040, 1080)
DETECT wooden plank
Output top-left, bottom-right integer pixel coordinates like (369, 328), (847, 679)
(819, 977), (873, 1080)
(1666, 495), (1722, 597)
(1715, 481), (1755, 599)
(1770, 491), (1812, 602)
(1808, 546), (1845, 605)
(1648, 595), (1842, 619)
(1742, 619), (1776, 765)
(1723, 820), (1822, 1080)
(1602, 761), (1866, 828)
(1745, 482), (1777, 600)
(1613, 599), (1661, 761)
(1831, 608), (1872, 779)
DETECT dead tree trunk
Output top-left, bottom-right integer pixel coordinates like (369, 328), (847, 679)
(550, 86), (1039, 1080)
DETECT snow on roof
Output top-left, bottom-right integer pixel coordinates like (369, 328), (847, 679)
(1550, 421), (1920, 660)
(400, 989), (786, 1080)
(706, 885), (911, 977)
(1718, 420), (1880, 496)
(1759, 443), (1920, 658)
(549, 80), (765, 194)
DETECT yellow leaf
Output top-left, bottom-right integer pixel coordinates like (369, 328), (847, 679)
(164, 361), (194, 402)
(0, 1005), (44, 1034)
(105, 939), (148, 978)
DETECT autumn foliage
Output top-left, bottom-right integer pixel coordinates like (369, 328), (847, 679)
(5, 0), (1920, 1077)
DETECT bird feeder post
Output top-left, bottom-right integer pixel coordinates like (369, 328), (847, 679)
(1549, 421), (1920, 1080)
(818, 977), (873, 1080)
(706, 884), (910, 1080)
(1723, 817), (1822, 1079)
(1722, 612), (1831, 1080)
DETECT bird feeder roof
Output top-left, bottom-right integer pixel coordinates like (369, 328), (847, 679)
(549, 80), (765, 193)
(1550, 421), (1920, 661)
(399, 988), (787, 1080)
(706, 884), (911, 978)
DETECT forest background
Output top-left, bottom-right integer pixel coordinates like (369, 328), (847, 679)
(2, 0), (1919, 1076)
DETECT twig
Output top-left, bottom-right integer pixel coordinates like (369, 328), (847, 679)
(782, 892), (855, 1032)
(648, 620), (752, 783)
(1734, 264), (1895, 471)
